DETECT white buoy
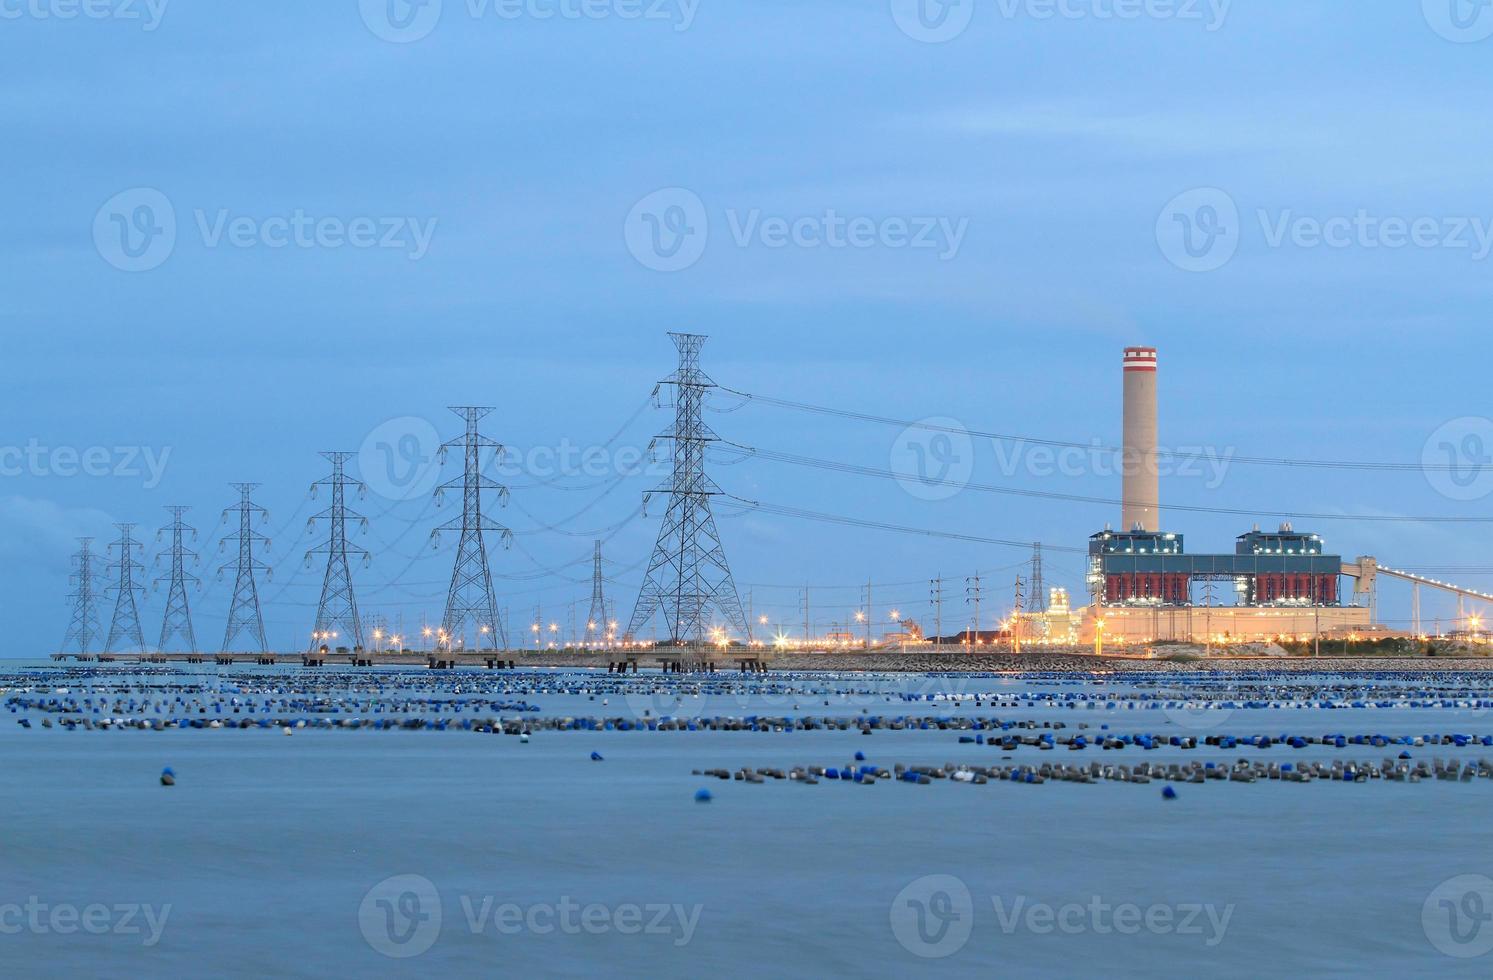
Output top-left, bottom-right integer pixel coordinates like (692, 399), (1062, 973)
(282, 727), (293, 736)
(519, 732), (530, 743)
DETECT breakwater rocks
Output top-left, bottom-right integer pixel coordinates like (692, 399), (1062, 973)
(696, 758), (1493, 787)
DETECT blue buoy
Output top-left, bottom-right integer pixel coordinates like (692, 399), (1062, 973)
(1162, 785), (1177, 800)
(160, 766), (175, 787)
(854, 751), (865, 761)
(590, 751), (604, 761)
(694, 789), (713, 803)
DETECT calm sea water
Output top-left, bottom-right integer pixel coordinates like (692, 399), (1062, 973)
(4, 663), (1492, 977)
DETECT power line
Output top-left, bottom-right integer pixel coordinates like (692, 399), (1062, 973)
(721, 493), (1088, 552)
(715, 441), (1490, 525)
(718, 385), (1465, 472)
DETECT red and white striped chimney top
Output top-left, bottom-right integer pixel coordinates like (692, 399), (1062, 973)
(1123, 347), (1157, 372)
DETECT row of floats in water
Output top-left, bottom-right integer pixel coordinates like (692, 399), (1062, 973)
(695, 757), (1493, 787)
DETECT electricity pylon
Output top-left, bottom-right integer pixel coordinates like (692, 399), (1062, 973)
(220, 483), (270, 652)
(61, 538), (103, 654)
(585, 540), (611, 646)
(627, 332), (750, 646)
(155, 506), (199, 652)
(307, 452), (368, 652)
(431, 407), (510, 651)
(1029, 542), (1047, 613)
(104, 524), (146, 652)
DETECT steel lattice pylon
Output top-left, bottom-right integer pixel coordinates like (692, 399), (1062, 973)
(61, 537), (104, 654)
(105, 524), (147, 652)
(431, 407), (510, 651)
(307, 452), (368, 651)
(155, 506), (200, 651)
(220, 483), (270, 653)
(1029, 542), (1047, 614)
(585, 539), (612, 646)
(627, 333), (751, 646)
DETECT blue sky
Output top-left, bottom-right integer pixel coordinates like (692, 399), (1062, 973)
(6, 1), (1493, 653)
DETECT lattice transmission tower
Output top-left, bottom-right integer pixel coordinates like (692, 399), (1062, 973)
(61, 537), (104, 654)
(307, 451), (368, 651)
(155, 506), (199, 651)
(585, 540), (612, 646)
(1029, 542), (1047, 613)
(105, 524), (147, 652)
(219, 483), (270, 652)
(431, 407), (510, 651)
(627, 332), (750, 646)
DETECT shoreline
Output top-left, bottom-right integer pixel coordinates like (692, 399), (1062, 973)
(31, 650), (1493, 673)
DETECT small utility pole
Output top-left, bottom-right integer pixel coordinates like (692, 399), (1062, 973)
(930, 574), (944, 648)
(965, 571), (983, 652)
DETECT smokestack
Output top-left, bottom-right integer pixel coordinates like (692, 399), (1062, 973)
(1122, 346), (1158, 532)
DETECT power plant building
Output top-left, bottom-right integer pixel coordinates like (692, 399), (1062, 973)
(1083, 346), (1372, 644)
